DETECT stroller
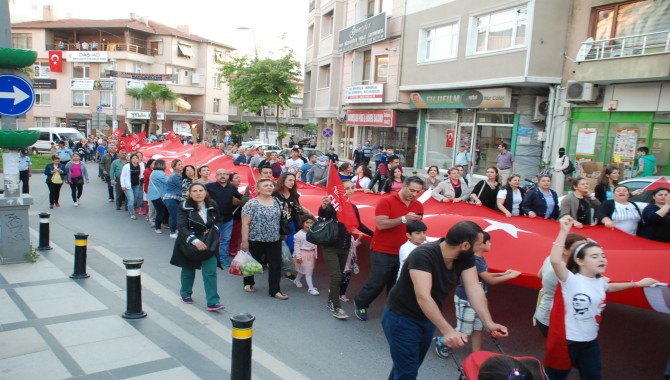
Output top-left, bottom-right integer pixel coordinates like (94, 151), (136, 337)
(433, 337), (547, 380)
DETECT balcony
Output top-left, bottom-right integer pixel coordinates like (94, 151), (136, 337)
(573, 30), (670, 84)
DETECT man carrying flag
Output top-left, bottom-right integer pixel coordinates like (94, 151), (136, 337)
(318, 163), (374, 319)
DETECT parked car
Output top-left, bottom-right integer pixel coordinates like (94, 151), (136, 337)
(240, 140), (265, 148)
(253, 144), (282, 154)
(29, 127), (85, 154)
(280, 147), (325, 159)
(557, 175), (668, 211)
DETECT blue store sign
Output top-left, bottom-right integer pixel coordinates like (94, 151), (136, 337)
(0, 74), (35, 117)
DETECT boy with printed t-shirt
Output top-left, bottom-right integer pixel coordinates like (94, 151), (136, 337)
(453, 231), (521, 352)
(397, 220), (428, 279)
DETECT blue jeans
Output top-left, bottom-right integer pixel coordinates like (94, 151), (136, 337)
(123, 185), (142, 215)
(545, 339), (602, 380)
(164, 198), (180, 234)
(382, 307), (435, 380)
(217, 219), (234, 261)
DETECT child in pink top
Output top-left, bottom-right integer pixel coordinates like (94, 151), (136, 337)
(293, 215), (319, 295)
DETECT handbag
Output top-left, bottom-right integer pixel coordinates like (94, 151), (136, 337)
(274, 198), (295, 235)
(306, 218), (339, 246)
(562, 157), (575, 175)
(183, 225), (220, 261)
(73, 176), (84, 185)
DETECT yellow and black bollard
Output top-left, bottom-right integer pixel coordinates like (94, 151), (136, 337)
(37, 212), (52, 250)
(70, 233), (90, 279)
(230, 313), (255, 380)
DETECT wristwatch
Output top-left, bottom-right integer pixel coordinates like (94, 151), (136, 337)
(401, 216), (407, 224)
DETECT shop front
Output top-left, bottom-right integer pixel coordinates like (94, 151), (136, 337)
(412, 88), (545, 182)
(567, 108), (670, 182)
(350, 110), (418, 167)
(125, 111), (165, 135)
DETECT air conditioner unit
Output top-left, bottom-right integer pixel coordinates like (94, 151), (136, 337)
(566, 81), (599, 102)
(533, 96), (549, 121)
(191, 73), (201, 84)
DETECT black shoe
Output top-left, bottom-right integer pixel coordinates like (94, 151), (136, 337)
(284, 274), (296, 281)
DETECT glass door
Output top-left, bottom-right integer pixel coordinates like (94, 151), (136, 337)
(651, 124), (670, 175)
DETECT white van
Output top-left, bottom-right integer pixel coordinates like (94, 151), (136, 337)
(29, 127), (86, 154)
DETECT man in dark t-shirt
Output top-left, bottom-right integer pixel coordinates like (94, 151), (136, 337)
(382, 221), (508, 379)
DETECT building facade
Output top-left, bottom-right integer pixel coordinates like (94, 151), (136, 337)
(11, 14), (234, 140)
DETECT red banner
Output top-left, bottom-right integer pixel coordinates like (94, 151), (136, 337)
(112, 129), (124, 139)
(346, 110), (395, 127)
(48, 51), (62, 73)
(247, 165), (257, 199)
(326, 163), (359, 231)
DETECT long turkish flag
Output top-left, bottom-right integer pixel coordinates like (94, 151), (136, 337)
(48, 51), (62, 73)
(326, 162), (359, 231)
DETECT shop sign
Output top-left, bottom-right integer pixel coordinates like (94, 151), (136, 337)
(173, 121), (191, 134)
(65, 51), (109, 62)
(338, 12), (387, 53)
(410, 88), (512, 109)
(576, 128), (597, 156)
(613, 129), (638, 163)
(345, 84), (384, 103)
(70, 79), (94, 90)
(126, 80), (146, 89)
(346, 110), (395, 127)
(110, 71), (175, 81)
(93, 80), (113, 90)
(33, 79), (57, 89)
(126, 111), (165, 120)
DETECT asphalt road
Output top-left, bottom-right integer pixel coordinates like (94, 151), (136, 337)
(10, 164), (670, 379)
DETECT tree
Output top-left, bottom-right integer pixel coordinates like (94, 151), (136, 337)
(231, 121), (251, 143)
(277, 125), (289, 147)
(220, 49), (301, 143)
(303, 123), (317, 137)
(126, 83), (177, 135)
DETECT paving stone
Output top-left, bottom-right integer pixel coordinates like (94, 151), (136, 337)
(0, 328), (48, 360)
(0, 350), (71, 380)
(65, 335), (170, 374)
(0, 258), (67, 284)
(47, 316), (138, 347)
(0, 290), (26, 324)
(124, 366), (200, 380)
(14, 282), (106, 319)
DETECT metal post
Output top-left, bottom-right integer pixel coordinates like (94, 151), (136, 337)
(70, 233), (90, 279)
(37, 212), (52, 250)
(111, 59), (117, 132)
(122, 258), (146, 319)
(230, 313), (256, 380)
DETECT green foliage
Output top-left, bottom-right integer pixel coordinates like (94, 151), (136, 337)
(277, 125), (289, 145)
(126, 83), (178, 135)
(303, 123), (317, 136)
(25, 247), (40, 263)
(231, 121), (251, 138)
(0, 152), (52, 170)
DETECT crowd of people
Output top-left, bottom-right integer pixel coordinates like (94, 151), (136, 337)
(23, 133), (668, 379)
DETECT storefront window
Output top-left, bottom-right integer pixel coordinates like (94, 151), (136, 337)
(425, 109), (457, 170)
(604, 123), (648, 172)
(474, 124), (513, 175)
(651, 124), (670, 175)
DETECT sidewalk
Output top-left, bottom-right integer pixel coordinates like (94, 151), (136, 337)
(0, 251), (200, 379)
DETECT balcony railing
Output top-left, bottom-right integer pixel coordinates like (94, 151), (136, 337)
(576, 30), (670, 62)
(47, 43), (149, 55)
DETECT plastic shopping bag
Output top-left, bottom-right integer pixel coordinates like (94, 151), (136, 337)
(229, 250), (263, 276)
(281, 241), (294, 273)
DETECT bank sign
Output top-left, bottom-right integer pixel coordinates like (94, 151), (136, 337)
(339, 12), (387, 53)
(410, 88), (512, 109)
(65, 51), (109, 62)
(346, 110), (395, 127)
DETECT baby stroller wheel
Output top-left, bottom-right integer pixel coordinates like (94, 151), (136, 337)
(433, 337), (451, 358)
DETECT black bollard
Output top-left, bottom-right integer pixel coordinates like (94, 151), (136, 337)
(230, 313), (256, 380)
(70, 233), (90, 279)
(37, 212), (52, 250)
(122, 258), (147, 319)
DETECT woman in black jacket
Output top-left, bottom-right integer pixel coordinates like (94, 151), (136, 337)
(496, 174), (526, 217)
(594, 165), (620, 202)
(521, 175), (559, 219)
(170, 182), (224, 311)
(318, 179), (374, 320)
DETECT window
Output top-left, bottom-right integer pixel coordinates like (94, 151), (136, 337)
(592, 1), (670, 41)
(133, 97), (142, 110)
(318, 64), (331, 88)
(100, 63), (112, 78)
(133, 63), (143, 74)
(367, 0), (376, 17)
(473, 5), (527, 54)
(289, 127), (300, 136)
(213, 98), (221, 113)
(12, 33), (32, 49)
(260, 106), (276, 117)
(229, 104), (238, 116)
(35, 117), (50, 128)
(72, 63), (91, 78)
(362, 51), (372, 83)
(150, 40), (163, 56)
(374, 55), (388, 83)
(289, 107), (300, 117)
(178, 43), (195, 58)
(72, 91), (90, 107)
(171, 68), (180, 84)
(420, 22), (459, 62)
(321, 10), (334, 37)
(33, 62), (50, 78)
(304, 71), (312, 93)
(214, 50), (224, 63)
(99, 91), (112, 108)
(307, 24), (314, 46)
(35, 90), (50, 105)
(213, 75), (221, 89)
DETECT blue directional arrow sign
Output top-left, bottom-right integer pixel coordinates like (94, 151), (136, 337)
(0, 74), (35, 117)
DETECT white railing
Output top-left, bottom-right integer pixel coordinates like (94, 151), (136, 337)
(576, 30), (670, 62)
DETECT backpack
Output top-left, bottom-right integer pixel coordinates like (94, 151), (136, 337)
(562, 157), (575, 176)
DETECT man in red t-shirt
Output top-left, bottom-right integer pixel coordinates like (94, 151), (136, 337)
(354, 176), (425, 321)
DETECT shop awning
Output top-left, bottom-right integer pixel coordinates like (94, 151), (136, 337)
(169, 115), (197, 121)
(178, 44), (194, 57)
(206, 120), (234, 126)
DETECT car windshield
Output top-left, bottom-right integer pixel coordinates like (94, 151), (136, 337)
(61, 132), (85, 140)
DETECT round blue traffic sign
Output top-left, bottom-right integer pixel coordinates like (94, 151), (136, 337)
(323, 128), (333, 137)
(0, 74), (35, 117)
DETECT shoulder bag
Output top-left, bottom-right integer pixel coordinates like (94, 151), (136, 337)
(183, 224), (220, 261)
(306, 217), (339, 246)
(562, 156), (575, 176)
(274, 198), (294, 236)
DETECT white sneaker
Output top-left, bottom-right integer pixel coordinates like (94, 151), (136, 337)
(308, 288), (320, 296)
(293, 279), (303, 288)
(169, 233), (178, 238)
(332, 308), (349, 319)
(155, 229), (162, 234)
(74, 202), (79, 207)
(130, 215), (136, 220)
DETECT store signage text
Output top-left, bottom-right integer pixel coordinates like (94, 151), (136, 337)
(410, 88), (512, 109)
(346, 110), (395, 127)
(345, 84), (384, 103)
(65, 51), (109, 62)
(338, 12), (387, 53)
(126, 111), (165, 120)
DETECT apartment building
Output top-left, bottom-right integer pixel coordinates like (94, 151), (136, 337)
(558, 0), (670, 179)
(11, 14), (234, 140)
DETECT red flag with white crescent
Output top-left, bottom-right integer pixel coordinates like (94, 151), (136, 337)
(326, 163), (359, 231)
(48, 51), (63, 73)
(167, 130), (178, 142)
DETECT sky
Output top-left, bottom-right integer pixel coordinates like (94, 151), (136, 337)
(10, 0), (309, 60)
